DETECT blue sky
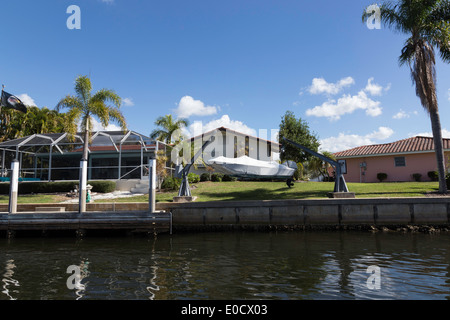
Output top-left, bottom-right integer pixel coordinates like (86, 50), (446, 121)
(2, 0), (450, 152)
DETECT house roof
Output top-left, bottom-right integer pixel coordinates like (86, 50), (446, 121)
(334, 136), (450, 158)
(190, 126), (280, 146)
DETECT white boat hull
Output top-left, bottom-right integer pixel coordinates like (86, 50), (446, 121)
(207, 156), (296, 179)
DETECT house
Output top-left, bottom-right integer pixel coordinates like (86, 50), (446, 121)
(181, 126), (281, 176)
(333, 136), (450, 183)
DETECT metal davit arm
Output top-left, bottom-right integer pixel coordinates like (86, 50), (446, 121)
(281, 137), (349, 193)
(178, 137), (215, 197)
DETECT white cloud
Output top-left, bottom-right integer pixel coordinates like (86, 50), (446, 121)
(393, 109), (418, 119)
(363, 77), (384, 96)
(320, 127), (394, 153)
(186, 115), (257, 137)
(17, 93), (37, 107)
(448, 88), (450, 101)
(392, 110), (409, 119)
(306, 90), (382, 121)
(410, 129), (450, 139)
(122, 97), (134, 107)
(308, 76), (355, 95)
(174, 95), (218, 118)
(79, 118), (122, 132)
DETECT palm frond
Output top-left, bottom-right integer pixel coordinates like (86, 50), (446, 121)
(91, 89), (122, 108)
(55, 95), (83, 112)
(74, 75), (92, 105)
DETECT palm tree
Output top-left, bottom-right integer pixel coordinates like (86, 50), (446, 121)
(150, 114), (189, 143)
(56, 75), (127, 160)
(363, 0), (450, 193)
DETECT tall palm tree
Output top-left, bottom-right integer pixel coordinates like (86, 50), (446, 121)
(150, 114), (189, 143)
(363, 0), (450, 193)
(56, 75), (127, 160)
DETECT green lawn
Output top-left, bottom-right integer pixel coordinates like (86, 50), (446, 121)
(98, 180), (442, 203)
(0, 181), (442, 204)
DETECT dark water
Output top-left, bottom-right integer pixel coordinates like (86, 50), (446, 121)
(1, 231), (450, 300)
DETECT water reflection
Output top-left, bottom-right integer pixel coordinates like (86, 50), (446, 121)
(2, 259), (19, 300)
(0, 231), (449, 300)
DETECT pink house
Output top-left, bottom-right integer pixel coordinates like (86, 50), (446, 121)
(333, 136), (450, 183)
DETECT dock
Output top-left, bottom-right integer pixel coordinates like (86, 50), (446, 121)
(0, 210), (172, 237)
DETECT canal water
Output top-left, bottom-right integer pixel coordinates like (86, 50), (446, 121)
(1, 230), (450, 300)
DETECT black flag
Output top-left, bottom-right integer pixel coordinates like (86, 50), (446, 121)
(1, 90), (27, 113)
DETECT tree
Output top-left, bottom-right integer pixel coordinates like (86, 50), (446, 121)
(305, 150), (335, 181)
(155, 149), (169, 190)
(150, 114), (189, 144)
(56, 75), (127, 161)
(278, 110), (320, 164)
(0, 105), (73, 141)
(362, 0), (450, 193)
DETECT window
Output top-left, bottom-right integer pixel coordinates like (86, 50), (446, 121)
(394, 156), (406, 167)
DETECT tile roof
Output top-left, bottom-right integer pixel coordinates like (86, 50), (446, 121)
(334, 136), (450, 158)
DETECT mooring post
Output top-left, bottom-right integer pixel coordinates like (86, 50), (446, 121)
(8, 159), (19, 214)
(79, 159), (88, 213)
(148, 159), (156, 213)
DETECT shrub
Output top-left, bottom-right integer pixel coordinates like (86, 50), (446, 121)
(161, 177), (181, 191)
(222, 174), (237, 182)
(211, 173), (224, 182)
(446, 172), (450, 189)
(427, 171), (439, 181)
(0, 180), (116, 195)
(377, 173), (387, 182)
(412, 173), (422, 182)
(200, 173), (211, 182)
(187, 173), (200, 184)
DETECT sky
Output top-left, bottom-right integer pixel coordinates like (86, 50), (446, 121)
(1, 0), (450, 153)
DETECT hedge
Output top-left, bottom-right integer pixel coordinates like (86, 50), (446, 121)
(0, 180), (116, 195)
(447, 173), (450, 189)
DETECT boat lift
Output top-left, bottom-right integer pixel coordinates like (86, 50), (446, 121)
(176, 137), (214, 197)
(281, 137), (349, 193)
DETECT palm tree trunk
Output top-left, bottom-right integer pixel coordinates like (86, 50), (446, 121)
(429, 109), (447, 193)
(82, 129), (89, 161)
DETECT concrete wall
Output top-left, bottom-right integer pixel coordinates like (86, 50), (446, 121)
(2, 198), (449, 230)
(157, 198), (450, 229)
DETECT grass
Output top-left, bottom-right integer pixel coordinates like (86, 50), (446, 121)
(93, 180), (442, 203)
(0, 181), (443, 204)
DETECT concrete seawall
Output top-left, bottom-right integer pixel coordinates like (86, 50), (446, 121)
(1, 197), (449, 231)
(157, 198), (450, 231)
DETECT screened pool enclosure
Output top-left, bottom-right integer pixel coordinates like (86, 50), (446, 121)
(0, 131), (169, 182)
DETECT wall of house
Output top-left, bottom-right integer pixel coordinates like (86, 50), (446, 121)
(340, 152), (449, 183)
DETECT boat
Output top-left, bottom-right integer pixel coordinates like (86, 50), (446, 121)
(206, 156), (297, 179)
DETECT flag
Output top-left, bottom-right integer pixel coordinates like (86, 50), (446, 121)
(1, 90), (27, 113)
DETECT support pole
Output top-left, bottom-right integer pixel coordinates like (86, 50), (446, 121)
(148, 159), (156, 213)
(8, 159), (19, 214)
(79, 159), (88, 213)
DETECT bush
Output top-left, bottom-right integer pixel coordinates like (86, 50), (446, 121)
(0, 180), (116, 195)
(377, 173), (387, 182)
(446, 172), (450, 189)
(161, 177), (181, 191)
(211, 173), (224, 182)
(200, 173), (211, 182)
(222, 174), (237, 182)
(188, 173), (200, 184)
(412, 173), (422, 182)
(428, 171), (439, 181)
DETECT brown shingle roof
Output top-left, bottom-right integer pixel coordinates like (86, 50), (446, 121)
(334, 136), (450, 158)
